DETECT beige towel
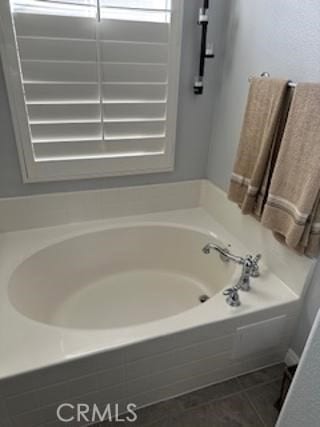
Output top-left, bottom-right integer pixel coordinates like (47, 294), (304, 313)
(228, 78), (290, 216)
(261, 83), (320, 257)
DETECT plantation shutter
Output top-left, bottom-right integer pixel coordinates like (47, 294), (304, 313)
(14, 1), (101, 161)
(99, 0), (170, 158)
(5, 0), (182, 181)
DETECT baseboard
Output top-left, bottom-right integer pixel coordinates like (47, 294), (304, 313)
(285, 348), (300, 366)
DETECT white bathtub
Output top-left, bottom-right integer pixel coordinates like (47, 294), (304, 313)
(8, 224), (240, 330)
(0, 207), (300, 426)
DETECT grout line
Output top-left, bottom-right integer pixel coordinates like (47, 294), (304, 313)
(129, 380), (245, 421)
(124, 333), (235, 365)
(238, 377), (283, 394)
(125, 348), (234, 383)
(236, 362), (285, 390)
(176, 388), (244, 412)
(243, 390), (267, 427)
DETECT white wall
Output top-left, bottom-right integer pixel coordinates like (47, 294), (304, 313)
(0, 1), (216, 197)
(277, 309), (320, 427)
(206, 0), (320, 355)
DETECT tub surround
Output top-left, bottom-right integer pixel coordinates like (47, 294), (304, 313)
(0, 180), (201, 233)
(0, 180), (313, 427)
(0, 179), (313, 296)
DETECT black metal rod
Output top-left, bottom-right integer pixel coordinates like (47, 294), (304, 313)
(194, 0), (214, 95)
(199, 16), (208, 78)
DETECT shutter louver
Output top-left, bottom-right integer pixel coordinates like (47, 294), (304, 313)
(4, 0), (181, 180)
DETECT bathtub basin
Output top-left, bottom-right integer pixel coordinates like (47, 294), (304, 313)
(8, 225), (237, 329)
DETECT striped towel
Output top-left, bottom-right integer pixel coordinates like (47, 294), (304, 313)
(228, 77), (290, 217)
(261, 83), (320, 256)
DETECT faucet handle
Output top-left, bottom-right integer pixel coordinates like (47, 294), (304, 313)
(223, 287), (241, 307)
(250, 254), (262, 277)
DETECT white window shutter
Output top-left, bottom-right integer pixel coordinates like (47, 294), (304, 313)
(0, 0), (183, 181)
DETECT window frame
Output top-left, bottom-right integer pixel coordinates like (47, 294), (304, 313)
(0, 0), (183, 182)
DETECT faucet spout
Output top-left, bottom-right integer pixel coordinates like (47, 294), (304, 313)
(202, 243), (243, 264)
(202, 243), (231, 261)
(202, 243), (262, 293)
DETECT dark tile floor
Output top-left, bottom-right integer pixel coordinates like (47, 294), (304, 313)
(96, 364), (284, 427)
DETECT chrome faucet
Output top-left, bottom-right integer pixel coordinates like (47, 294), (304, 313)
(223, 287), (241, 307)
(235, 254), (262, 291)
(202, 243), (262, 305)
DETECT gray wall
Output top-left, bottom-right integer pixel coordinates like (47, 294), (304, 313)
(291, 260), (320, 356)
(0, 1), (216, 197)
(207, 0), (320, 190)
(206, 0), (320, 356)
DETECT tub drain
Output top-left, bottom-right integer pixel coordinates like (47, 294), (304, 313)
(199, 294), (210, 303)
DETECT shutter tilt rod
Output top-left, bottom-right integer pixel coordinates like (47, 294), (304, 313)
(194, 0), (215, 95)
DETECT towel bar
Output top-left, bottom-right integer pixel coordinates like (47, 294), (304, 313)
(249, 72), (296, 88)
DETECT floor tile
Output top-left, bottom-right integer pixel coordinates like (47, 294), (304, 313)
(92, 366), (283, 427)
(132, 400), (182, 426)
(173, 379), (242, 411)
(237, 364), (285, 390)
(100, 399), (182, 427)
(245, 380), (281, 427)
(159, 393), (263, 427)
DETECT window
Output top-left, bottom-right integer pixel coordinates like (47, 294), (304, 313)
(0, 0), (183, 182)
